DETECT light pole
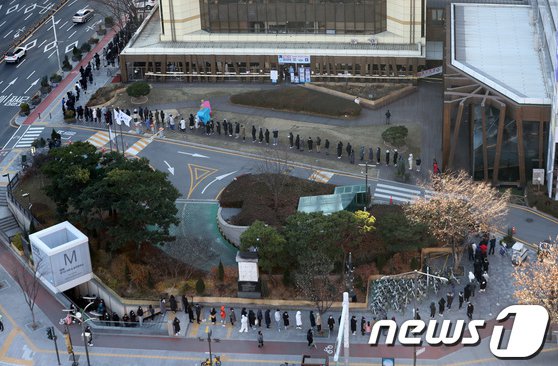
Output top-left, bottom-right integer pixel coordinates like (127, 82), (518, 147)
(2, 173), (11, 190)
(358, 162), (374, 208)
(65, 297), (97, 366)
(207, 328), (213, 365)
(52, 16), (63, 75)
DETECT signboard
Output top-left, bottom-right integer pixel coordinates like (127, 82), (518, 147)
(417, 66), (443, 78)
(29, 221), (92, 293)
(278, 54), (311, 64)
(533, 168), (545, 185)
(270, 69), (278, 83)
(238, 261), (259, 282)
(299, 67), (306, 83)
(305, 67), (311, 82)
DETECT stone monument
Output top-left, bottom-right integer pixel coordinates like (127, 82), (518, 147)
(236, 251), (261, 298)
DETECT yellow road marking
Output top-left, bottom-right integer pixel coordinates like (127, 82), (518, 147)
(0, 356), (33, 366)
(187, 321), (200, 337)
(0, 329), (18, 357)
(187, 164), (217, 199)
(508, 204), (558, 225)
(0, 304), (17, 327)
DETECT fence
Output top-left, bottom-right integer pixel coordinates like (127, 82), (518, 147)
(6, 171), (41, 229)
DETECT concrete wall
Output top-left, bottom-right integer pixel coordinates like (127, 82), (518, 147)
(217, 207), (248, 248)
(7, 196), (30, 231)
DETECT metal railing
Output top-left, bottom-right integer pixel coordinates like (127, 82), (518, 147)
(5, 171), (40, 228)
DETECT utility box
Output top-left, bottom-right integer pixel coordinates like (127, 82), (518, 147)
(29, 221), (93, 293)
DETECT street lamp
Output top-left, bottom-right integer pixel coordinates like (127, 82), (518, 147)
(65, 297), (98, 366)
(358, 162), (374, 208)
(2, 173), (10, 191)
(51, 16), (63, 75)
(207, 328), (213, 365)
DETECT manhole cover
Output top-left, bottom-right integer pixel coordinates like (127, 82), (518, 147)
(526, 218), (534, 223)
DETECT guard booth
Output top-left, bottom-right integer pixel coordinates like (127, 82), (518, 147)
(301, 355), (328, 366)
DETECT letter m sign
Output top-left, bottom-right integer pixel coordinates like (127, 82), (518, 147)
(64, 250), (78, 266)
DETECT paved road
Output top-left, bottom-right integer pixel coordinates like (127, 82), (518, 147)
(0, 0), (104, 148)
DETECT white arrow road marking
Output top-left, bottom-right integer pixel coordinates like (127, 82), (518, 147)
(27, 70), (36, 80)
(24, 78), (40, 94)
(177, 151), (210, 159)
(201, 171), (237, 194)
(2, 77), (18, 93)
(65, 41), (78, 54)
(164, 160), (175, 175)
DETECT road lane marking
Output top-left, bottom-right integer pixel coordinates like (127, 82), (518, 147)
(125, 138), (151, 156)
(47, 50), (56, 58)
(38, 40), (46, 48)
(26, 70), (35, 80)
(68, 30), (77, 40)
(187, 164), (217, 199)
(24, 12), (33, 21)
(15, 59), (26, 69)
(66, 24), (74, 32)
(68, 0), (78, 6)
(87, 131), (110, 147)
(308, 169), (334, 183)
(0, 21), (6, 28)
(3, 30), (13, 38)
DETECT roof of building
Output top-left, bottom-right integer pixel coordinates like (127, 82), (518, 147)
(122, 8), (423, 58)
(450, 3), (552, 105)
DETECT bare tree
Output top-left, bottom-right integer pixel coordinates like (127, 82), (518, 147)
(513, 242), (558, 323)
(257, 149), (292, 212)
(13, 258), (44, 328)
(92, 0), (142, 29)
(404, 171), (509, 271)
(295, 251), (342, 315)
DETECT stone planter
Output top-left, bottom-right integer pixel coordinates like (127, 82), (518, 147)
(11, 243), (24, 256)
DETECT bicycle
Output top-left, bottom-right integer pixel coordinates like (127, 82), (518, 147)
(201, 356), (221, 366)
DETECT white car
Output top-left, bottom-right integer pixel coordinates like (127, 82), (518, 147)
(5, 47), (26, 64)
(135, 0), (157, 10)
(72, 8), (94, 23)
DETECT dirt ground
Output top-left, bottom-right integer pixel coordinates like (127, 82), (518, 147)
(315, 82), (408, 100)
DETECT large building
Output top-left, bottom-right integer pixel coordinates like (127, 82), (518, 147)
(120, 0), (431, 83)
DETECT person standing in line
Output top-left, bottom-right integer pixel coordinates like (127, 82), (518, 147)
(337, 141), (343, 159)
(258, 128), (264, 143)
(316, 137), (321, 152)
(458, 291), (464, 309)
(257, 331), (264, 348)
(328, 315), (335, 333)
(181, 295), (189, 315)
(283, 311), (290, 330)
(223, 120), (228, 136)
(368, 147), (373, 162)
(360, 316), (366, 336)
(229, 308), (236, 326)
(464, 284), (472, 303)
(466, 302), (474, 320)
(274, 309), (281, 332)
(252, 125), (257, 142)
(307, 329), (317, 348)
(272, 129), (278, 145)
(300, 137), (305, 152)
(264, 129), (270, 145)
(189, 114), (195, 130)
(265, 309), (271, 329)
(296, 311), (303, 330)
(307, 137), (313, 152)
(385, 109), (391, 125)
(173, 317), (181, 336)
(289, 132), (294, 148)
(187, 305), (194, 323)
(241, 124), (246, 142)
(447, 291), (454, 310)
(315, 312), (322, 332)
(438, 297), (446, 317)
(346, 142), (352, 158)
(295, 135), (301, 150)
(239, 314), (249, 333)
(430, 302), (436, 318)
(324, 139), (330, 155)
(309, 311), (316, 330)
(137, 306), (144, 326)
(385, 150), (390, 166)
(195, 304), (202, 324)
(210, 307), (217, 324)
(169, 295), (177, 313)
(489, 235), (496, 255)
(160, 297), (167, 316)
(393, 149), (399, 166)
(376, 147), (381, 165)
(360, 146), (365, 161)
(257, 309), (263, 328)
(180, 116), (186, 132)
(235, 122), (240, 138)
(220, 306), (226, 326)
(350, 315), (357, 335)
(228, 122), (233, 137)
(350, 148), (355, 164)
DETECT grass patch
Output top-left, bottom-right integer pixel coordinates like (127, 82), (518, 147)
(316, 82), (409, 100)
(230, 86), (362, 117)
(219, 173), (335, 226)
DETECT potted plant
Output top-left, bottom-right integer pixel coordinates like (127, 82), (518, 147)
(62, 55), (72, 71)
(71, 46), (82, 62)
(80, 42), (91, 53)
(19, 102), (30, 116)
(50, 73), (62, 87)
(88, 37), (99, 45)
(30, 94), (41, 107)
(105, 16), (114, 28)
(40, 76), (51, 95)
(63, 109), (76, 122)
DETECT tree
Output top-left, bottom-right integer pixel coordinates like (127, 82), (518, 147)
(92, 0), (142, 30)
(195, 278), (206, 295)
(513, 244), (558, 323)
(240, 220), (286, 274)
(217, 260), (225, 282)
(295, 251), (341, 315)
(404, 171), (509, 271)
(13, 258), (43, 328)
(257, 149), (292, 212)
(126, 82), (150, 98)
(376, 210), (435, 253)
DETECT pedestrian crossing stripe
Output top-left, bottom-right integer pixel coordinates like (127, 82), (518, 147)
(374, 183), (421, 203)
(87, 131), (110, 147)
(14, 126), (44, 148)
(308, 170), (334, 183)
(125, 138), (151, 156)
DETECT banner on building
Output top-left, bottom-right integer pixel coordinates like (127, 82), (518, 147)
(278, 55), (311, 64)
(417, 66), (443, 78)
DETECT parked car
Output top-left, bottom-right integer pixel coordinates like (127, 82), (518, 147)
(72, 8), (95, 23)
(4, 47), (26, 63)
(134, 0), (157, 10)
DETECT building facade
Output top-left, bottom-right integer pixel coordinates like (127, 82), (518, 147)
(120, 0), (428, 83)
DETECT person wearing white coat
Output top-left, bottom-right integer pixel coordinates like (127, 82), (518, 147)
(239, 314), (249, 333)
(295, 311), (303, 329)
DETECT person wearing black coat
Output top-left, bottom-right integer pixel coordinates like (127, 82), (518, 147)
(350, 315), (357, 335)
(189, 114), (195, 130)
(360, 316), (366, 336)
(346, 143), (352, 158)
(327, 315), (335, 332)
(169, 295), (177, 313)
(264, 129), (270, 145)
(216, 121), (221, 135)
(308, 137), (313, 151)
(187, 305), (194, 323)
(235, 122), (240, 137)
(195, 304), (202, 324)
(438, 297), (446, 316)
(464, 284), (472, 302)
(288, 132), (294, 148)
(173, 317), (181, 335)
(264, 309), (271, 328)
(258, 128), (264, 143)
(282, 311), (290, 329)
(295, 135), (300, 150)
(257, 309), (263, 327)
(248, 310), (256, 328)
(251, 125), (257, 142)
(307, 329), (316, 348)
(226, 122), (232, 136)
(309, 311), (316, 329)
(430, 302), (436, 318)
(467, 302), (474, 320)
(241, 307), (247, 316)
(223, 119), (228, 134)
(337, 141), (343, 159)
(376, 147), (381, 164)
(325, 139), (330, 155)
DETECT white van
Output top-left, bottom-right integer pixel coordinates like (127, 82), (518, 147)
(135, 0), (157, 10)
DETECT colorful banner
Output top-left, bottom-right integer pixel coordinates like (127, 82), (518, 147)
(278, 55), (311, 64)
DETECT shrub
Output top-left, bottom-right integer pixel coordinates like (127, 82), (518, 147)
(63, 110), (76, 120)
(217, 260), (224, 282)
(80, 42), (91, 53)
(88, 37), (99, 45)
(126, 81), (150, 97)
(50, 73), (62, 83)
(62, 55), (72, 71)
(41, 76), (49, 87)
(382, 125), (409, 148)
(195, 278), (205, 295)
(105, 16), (114, 28)
(20, 103), (30, 115)
(12, 233), (23, 251)
(72, 46), (82, 61)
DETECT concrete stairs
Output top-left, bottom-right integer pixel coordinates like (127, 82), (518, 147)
(0, 186), (22, 238)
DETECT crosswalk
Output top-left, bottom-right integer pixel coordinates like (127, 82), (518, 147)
(373, 182), (434, 203)
(125, 138), (152, 156)
(308, 170), (334, 183)
(14, 126), (44, 148)
(86, 131), (111, 148)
